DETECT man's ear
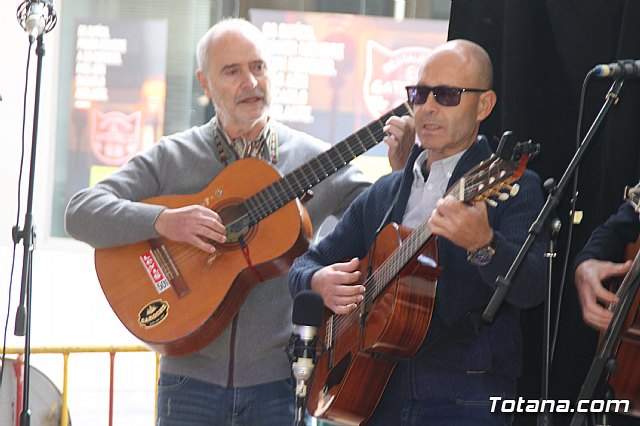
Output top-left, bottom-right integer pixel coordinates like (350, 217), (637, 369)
(477, 89), (497, 121)
(196, 70), (211, 98)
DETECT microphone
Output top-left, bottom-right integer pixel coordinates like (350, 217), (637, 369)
(592, 59), (640, 79)
(25, 1), (47, 40)
(288, 290), (324, 425)
(17, 0), (57, 42)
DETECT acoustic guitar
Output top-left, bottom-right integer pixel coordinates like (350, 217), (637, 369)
(94, 103), (411, 356)
(307, 140), (537, 425)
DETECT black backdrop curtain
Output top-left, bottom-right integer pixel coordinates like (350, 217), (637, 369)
(448, 1), (640, 424)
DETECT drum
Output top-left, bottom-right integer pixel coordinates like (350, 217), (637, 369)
(0, 357), (71, 426)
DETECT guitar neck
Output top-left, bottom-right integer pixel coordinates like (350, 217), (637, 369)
(366, 178), (466, 300)
(243, 103), (411, 226)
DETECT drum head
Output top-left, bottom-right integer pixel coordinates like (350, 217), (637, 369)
(0, 357), (71, 426)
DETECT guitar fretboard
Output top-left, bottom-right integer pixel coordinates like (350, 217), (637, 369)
(366, 178), (465, 300)
(242, 103), (411, 226)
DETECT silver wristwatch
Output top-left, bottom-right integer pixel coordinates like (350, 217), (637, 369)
(467, 234), (498, 266)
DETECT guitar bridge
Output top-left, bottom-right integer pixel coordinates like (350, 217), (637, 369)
(142, 238), (190, 298)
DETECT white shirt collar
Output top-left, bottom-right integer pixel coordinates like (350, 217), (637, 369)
(412, 149), (467, 182)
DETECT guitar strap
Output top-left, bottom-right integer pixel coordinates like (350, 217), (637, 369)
(374, 187), (401, 237)
(373, 167), (409, 237)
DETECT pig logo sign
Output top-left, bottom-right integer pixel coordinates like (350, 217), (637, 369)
(362, 41), (431, 119)
(90, 110), (142, 166)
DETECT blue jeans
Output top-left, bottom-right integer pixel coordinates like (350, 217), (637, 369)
(156, 373), (301, 426)
(365, 368), (516, 426)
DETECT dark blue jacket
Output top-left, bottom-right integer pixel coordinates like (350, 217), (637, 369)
(289, 136), (547, 379)
(574, 201), (640, 267)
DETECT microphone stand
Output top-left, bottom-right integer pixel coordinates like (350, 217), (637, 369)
(12, 33), (48, 426)
(539, 216), (562, 426)
(481, 77), (625, 423)
(292, 346), (315, 426)
(294, 380), (308, 426)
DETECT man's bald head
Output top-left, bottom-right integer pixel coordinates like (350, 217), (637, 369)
(424, 39), (493, 89)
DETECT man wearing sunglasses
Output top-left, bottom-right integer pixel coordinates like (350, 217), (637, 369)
(289, 39), (546, 425)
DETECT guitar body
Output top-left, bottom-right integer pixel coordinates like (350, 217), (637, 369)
(94, 158), (312, 356)
(307, 223), (441, 425)
(608, 292), (640, 417)
(607, 241), (640, 417)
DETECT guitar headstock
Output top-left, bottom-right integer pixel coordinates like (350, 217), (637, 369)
(624, 182), (640, 213)
(457, 138), (539, 207)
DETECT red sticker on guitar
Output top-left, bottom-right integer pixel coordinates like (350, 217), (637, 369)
(139, 251), (171, 293)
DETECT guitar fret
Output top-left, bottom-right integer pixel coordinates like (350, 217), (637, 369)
(244, 198), (259, 224)
(263, 184), (280, 214)
(335, 143), (353, 164)
(362, 125), (379, 150)
(253, 191), (270, 219)
(281, 176), (299, 199)
(300, 168), (314, 189)
(330, 147), (347, 167)
(269, 180), (287, 212)
(353, 131), (368, 154)
(311, 156), (327, 181)
(297, 165), (313, 186)
(321, 152), (338, 173)
(343, 139), (357, 158)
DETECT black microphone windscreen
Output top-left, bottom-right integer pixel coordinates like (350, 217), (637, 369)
(292, 290), (324, 327)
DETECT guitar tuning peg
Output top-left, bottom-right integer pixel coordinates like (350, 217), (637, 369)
(510, 184), (520, 197)
(498, 192), (510, 201)
(485, 198), (498, 208)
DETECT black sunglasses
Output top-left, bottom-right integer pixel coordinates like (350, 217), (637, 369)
(405, 85), (489, 107)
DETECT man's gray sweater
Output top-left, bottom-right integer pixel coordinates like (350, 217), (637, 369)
(65, 119), (370, 387)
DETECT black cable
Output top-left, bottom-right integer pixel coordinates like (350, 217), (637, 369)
(550, 69), (597, 362)
(0, 35), (34, 390)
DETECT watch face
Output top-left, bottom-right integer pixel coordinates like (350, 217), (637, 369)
(468, 245), (495, 266)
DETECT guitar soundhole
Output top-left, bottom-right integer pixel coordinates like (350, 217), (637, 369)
(325, 352), (351, 392)
(215, 199), (257, 249)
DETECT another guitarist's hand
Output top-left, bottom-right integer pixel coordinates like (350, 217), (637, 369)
(155, 205), (227, 253)
(428, 196), (493, 251)
(310, 258), (365, 315)
(384, 115), (415, 171)
(574, 259), (628, 331)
